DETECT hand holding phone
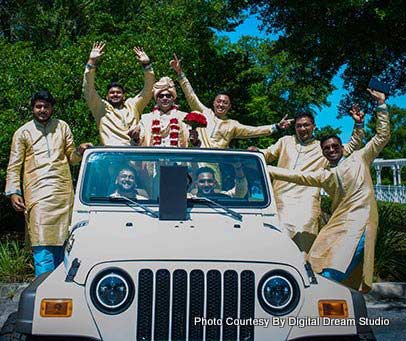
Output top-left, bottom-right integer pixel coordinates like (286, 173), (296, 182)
(367, 88), (386, 105)
(368, 77), (390, 95)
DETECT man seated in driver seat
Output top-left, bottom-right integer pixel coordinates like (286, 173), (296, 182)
(194, 165), (247, 198)
(110, 167), (149, 200)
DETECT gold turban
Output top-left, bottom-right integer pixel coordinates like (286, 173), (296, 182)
(153, 77), (177, 100)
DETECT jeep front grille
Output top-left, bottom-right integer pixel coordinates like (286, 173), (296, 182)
(136, 269), (255, 341)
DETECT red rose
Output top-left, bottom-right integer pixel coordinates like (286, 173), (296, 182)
(151, 127), (161, 134)
(170, 124), (180, 130)
(170, 140), (178, 146)
(152, 119), (160, 126)
(170, 118), (179, 124)
(170, 132), (179, 139)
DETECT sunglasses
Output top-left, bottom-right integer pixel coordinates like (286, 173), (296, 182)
(158, 93), (173, 99)
(198, 179), (214, 184)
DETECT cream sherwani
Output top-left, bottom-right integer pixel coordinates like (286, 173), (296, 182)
(83, 65), (155, 146)
(261, 125), (364, 252)
(178, 76), (279, 148)
(5, 119), (82, 246)
(269, 105), (390, 291)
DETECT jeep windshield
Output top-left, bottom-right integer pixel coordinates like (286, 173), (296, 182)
(81, 149), (270, 208)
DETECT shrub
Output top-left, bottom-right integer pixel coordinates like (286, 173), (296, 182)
(374, 203), (406, 281)
(0, 240), (34, 282)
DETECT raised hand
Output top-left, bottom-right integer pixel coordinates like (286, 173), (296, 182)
(133, 47), (150, 65)
(349, 104), (365, 124)
(278, 114), (294, 130)
(89, 42), (105, 61)
(367, 88), (386, 105)
(169, 53), (182, 76)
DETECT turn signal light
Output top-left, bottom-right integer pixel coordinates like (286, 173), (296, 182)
(40, 299), (72, 317)
(318, 300), (348, 318)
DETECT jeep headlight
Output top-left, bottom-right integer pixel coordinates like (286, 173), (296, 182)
(90, 268), (134, 315)
(258, 270), (300, 316)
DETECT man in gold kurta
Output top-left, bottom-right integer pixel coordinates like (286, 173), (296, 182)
(169, 54), (292, 148)
(260, 110), (364, 252)
(269, 90), (390, 292)
(83, 42), (155, 145)
(5, 90), (91, 276)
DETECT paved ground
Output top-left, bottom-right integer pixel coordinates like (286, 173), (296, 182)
(367, 300), (406, 340)
(0, 283), (28, 328)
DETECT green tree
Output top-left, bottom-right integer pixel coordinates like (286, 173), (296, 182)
(229, 0), (406, 116)
(0, 1), (256, 233)
(314, 125), (342, 140)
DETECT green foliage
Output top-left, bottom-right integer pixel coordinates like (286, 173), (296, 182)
(0, 1), (254, 232)
(0, 240), (33, 282)
(314, 125), (342, 140)
(232, 0), (406, 115)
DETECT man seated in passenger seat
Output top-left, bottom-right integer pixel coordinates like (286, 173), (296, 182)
(192, 164), (247, 198)
(110, 167), (149, 200)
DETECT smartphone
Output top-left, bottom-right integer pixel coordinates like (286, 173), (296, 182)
(368, 77), (390, 95)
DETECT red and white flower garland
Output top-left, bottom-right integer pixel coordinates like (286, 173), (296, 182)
(151, 105), (181, 146)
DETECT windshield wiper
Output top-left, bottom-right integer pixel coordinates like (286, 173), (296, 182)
(188, 196), (242, 221)
(89, 195), (159, 218)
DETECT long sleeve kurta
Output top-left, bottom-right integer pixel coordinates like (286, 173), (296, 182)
(261, 125), (364, 252)
(178, 76), (279, 148)
(5, 119), (82, 246)
(83, 65), (155, 146)
(268, 105), (390, 291)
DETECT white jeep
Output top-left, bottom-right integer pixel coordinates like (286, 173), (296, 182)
(1, 147), (375, 340)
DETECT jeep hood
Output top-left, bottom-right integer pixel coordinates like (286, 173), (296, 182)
(66, 211), (306, 284)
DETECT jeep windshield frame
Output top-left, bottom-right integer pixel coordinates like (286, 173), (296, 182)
(79, 148), (271, 208)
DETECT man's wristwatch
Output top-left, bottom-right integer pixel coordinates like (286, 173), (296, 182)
(143, 63), (153, 71)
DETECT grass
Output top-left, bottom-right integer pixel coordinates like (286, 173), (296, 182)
(0, 239), (34, 282)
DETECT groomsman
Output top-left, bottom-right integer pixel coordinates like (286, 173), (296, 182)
(169, 54), (293, 149)
(269, 89), (390, 292)
(83, 42), (155, 145)
(256, 108), (364, 252)
(5, 90), (91, 276)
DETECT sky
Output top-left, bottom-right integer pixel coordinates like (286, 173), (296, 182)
(218, 16), (406, 141)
